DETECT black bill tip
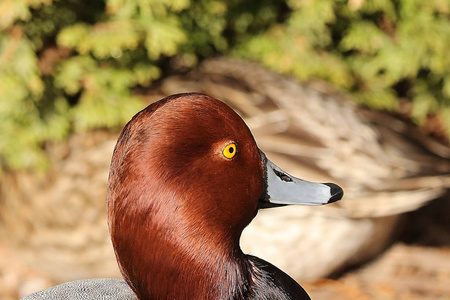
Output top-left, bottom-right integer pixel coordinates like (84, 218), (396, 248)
(323, 183), (344, 203)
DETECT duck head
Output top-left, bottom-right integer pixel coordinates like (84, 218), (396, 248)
(107, 93), (343, 299)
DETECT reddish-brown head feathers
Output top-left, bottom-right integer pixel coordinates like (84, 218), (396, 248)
(106, 93), (264, 299)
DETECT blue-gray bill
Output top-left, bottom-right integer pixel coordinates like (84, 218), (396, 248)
(258, 150), (344, 209)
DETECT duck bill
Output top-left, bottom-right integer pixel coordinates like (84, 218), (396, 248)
(258, 150), (343, 209)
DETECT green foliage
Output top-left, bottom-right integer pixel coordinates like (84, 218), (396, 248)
(1, 0), (449, 172)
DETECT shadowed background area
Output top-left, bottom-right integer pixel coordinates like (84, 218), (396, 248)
(1, 1), (449, 299)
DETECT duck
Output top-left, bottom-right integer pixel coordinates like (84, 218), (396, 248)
(22, 93), (343, 299)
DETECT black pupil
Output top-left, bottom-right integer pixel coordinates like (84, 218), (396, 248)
(229, 147), (234, 154)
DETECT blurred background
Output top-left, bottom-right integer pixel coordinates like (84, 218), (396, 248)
(0, 0), (449, 299)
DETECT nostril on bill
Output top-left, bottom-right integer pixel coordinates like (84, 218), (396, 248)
(273, 169), (293, 182)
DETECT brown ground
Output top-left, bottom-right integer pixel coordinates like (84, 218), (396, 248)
(1, 196), (448, 300)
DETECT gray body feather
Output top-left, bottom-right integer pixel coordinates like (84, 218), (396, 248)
(21, 279), (137, 300)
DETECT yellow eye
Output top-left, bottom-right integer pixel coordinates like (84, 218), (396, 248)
(222, 143), (237, 159)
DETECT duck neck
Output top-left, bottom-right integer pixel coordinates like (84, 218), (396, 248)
(115, 207), (253, 299)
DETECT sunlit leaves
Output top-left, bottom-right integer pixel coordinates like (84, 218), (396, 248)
(141, 17), (186, 59)
(73, 91), (144, 132)
(340, 22), (389, 55)
(106, 0), (190, 18)
(0, 0), (52, 30)
(58, 22), (140, 59)
(287, 0), (335, 47)
(55, 56), (159, 131)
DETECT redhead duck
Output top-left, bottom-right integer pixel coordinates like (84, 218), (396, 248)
(23, 93), (343, 299)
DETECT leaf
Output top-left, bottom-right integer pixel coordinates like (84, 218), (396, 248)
(340, 21), (390, 54)
(57, 22), (140, 59)
(142, 17), (187, 59)
(412, 93), (436, 123)
(355, 89), (398, 111)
